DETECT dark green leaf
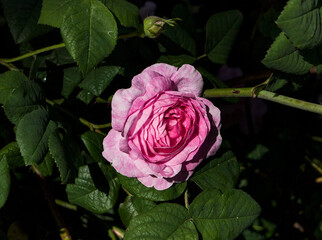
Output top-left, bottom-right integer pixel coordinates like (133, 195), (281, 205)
(117, 174), (186, 202)
(38, 0), (77, 28)
(79, 66), (123, 96)
(62, 67), (82, 98)
(189, 189), (261, 240)
(76, 89), (96, 104)
(16, 108), (57, 165)
(0, 142), (24, 169)
(4, 79), (45, 125)
(205, 10), (243, 64)
(1, 0), (51, 43)
(259, 8), (280, 39)
(0, 158), (10, 208)
(262, 33), (312, 75)
(118, 196), (156, 227)
(157, 55), (196, 67)
(101, 0), (140, 29)
(81, 131), (105, 163)
(0, 71), (25, 105)
(247, 144), (269, 160)
(191, 151), (239, 191)
(163, 25), (197, 56)
(124, 203), (198, 240)
(276, 0), (322, 49)
(60, 0), (118, 74)
(66, 163), (120, 214)
(48, 130), (79, 183)
(33, 152), (55, 177)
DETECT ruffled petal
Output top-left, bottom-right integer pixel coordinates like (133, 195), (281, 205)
(171, 64), (203, 97)
(102, 129), (146, 178)
(138, 175), (174, 190)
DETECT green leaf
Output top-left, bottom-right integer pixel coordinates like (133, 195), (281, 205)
(38, 0), (77, 28)
(247, 144), (269, 160)
(0, 158), (11, 208)
(3, 79), (45, 125)
(101, 0), (140, 29)
(276, 0), (322, 49)
(81, 131), (105, 163)
(16, 108), (57, 165)
(66, 163), (120, 214)
(205, 10), (243, 64)
(117, 174), (186, 202)
(33, 152), (55, 177)
(197, 67), (228, 89)
(76, 89), (96, 104)
(62, 67), (82, 98)
(60, 0), (118, 74)
(163, 24), (197, 56)
(0, 142), (24, 169)
(118, 196), (156, 227)
(265, 73), (288, 92)
(189, 189), (261, 240)
(124, 203), (198, 240)
(48, 130), (79, 184)
(262, 32), (312, 75)
(0, 71), (25, 105)
(157, 55), (196, 67)
(79, 66), (123, 96)
(191, 151), (239, 191)
(1, 0), (50, 43)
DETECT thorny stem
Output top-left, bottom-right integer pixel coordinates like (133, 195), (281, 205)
(203, 87), (322, 115)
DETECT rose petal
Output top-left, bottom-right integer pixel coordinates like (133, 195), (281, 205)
(172, 64), (203, 96)
(138, 175), (174, 190)
(102, 129), (146, 178)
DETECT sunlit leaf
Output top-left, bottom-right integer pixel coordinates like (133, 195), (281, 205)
(16, 108), (57, 165)
(276, 0), (322, 49)
(118, 196), (156, 227)
(262, 33), (312, 75)
(189, 189), (261, 240)
(38, 0), (77, 28)
(124, 203), (198, 240)
(191, 151), (239, 191)
(61, 0), (118, 74)
(66, 163), (120, 214)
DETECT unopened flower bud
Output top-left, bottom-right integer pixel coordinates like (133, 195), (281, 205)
(143, 16), (180, 38)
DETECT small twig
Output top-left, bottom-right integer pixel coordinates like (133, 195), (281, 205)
(184, 189), (189, 209)
(112, 226), (125, 239)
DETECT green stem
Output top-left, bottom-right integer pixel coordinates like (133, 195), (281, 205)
(184, 189), (189, 209)
(3, 43), (66, 63)
(203, 88), (322, 114)
(0, 31), (142, 66)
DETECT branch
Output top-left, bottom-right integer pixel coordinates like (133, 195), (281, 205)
(203, 88), (322, 114)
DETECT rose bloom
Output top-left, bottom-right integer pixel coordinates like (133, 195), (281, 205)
(102, 63), (222, 190)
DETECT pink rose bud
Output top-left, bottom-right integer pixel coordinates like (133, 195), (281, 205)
(102, 63), (222, 190)
(143, 16), (180, 38)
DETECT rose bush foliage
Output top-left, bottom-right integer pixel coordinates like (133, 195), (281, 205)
(102, 63), (222, 190)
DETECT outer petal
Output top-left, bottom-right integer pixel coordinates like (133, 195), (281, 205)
(171, 64), (203, 97)
(142, 63), (178, 79)
(111, 87), (144, 132)
(138, 175), (174, 190)
(198, 97), (222, 157)
(102, 129), (146, 178)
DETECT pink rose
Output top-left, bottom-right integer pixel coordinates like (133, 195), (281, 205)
(102, 63), (222, 190)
